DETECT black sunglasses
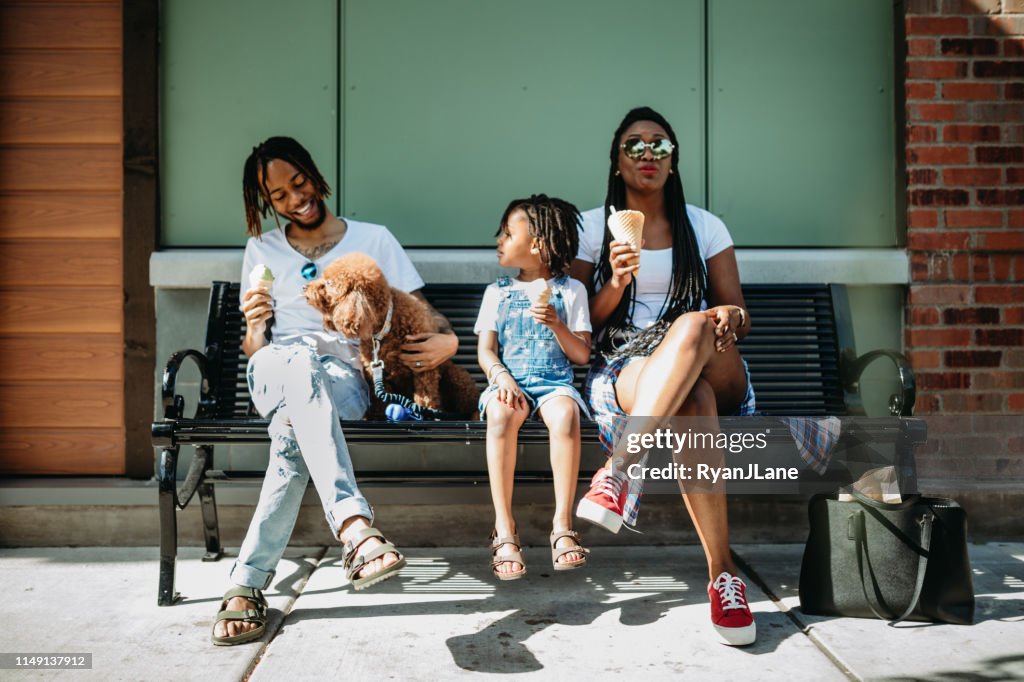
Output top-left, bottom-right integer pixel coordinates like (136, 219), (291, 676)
(300, 262), (318, 281)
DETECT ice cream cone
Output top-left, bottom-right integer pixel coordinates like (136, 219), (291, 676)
(248, 264), (275, 293)
(607, 209), (644, 271)
(524, 278), (551, 307)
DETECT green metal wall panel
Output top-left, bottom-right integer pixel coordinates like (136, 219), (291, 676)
(708, 0), (897, 247)
(161, 0), (338, 246)
(341, 0), (704, 246)
(159, 1), (898, 249)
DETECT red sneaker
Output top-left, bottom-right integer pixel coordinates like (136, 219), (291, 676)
(575, 465), (628, 533)
(708, 572), (756, 646)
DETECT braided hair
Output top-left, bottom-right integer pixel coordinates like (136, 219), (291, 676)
(496, 194), (581, 275)
(242, 136), (332, 238)
(595, 107), (707, 356)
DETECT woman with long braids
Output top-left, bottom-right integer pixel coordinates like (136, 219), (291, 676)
(569, 107), (757, 646)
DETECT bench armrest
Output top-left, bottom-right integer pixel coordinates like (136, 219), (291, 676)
(840, 348), (917, 417)
(161, 349), (213, 419)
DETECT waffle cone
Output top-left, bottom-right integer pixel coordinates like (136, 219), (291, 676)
(608, 210), (644, 270)
(523, 278), (551, 307)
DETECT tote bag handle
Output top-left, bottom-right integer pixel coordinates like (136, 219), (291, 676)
(850, 507), (934, 625)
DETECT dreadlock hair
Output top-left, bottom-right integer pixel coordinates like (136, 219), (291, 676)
(596, 106), (707, 356)
(495, 194), (581, 276)
(242, 136), (332, 238)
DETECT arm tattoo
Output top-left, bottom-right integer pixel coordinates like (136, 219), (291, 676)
(410, 290), (454, 334)
(429, 306), (454, 334)
(422, 299), (454, 334)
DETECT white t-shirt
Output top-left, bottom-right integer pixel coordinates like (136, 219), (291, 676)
(474, 276), (592, 335)
(241, 219), (425, 364)
(575, 205), (733, 330)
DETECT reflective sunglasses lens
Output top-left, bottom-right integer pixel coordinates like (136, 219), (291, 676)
(623, 139), (647, 159)
(300, 262), (318, 280)
(651, 139), (675, 159)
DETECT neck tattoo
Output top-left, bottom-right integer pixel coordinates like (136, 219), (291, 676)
(290, 238), (340, 261)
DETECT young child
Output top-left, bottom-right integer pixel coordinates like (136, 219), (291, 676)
(475, 194), (593, 580)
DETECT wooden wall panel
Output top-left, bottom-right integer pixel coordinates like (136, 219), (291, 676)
(0, 288), (121, 334)
(0, 334), (121, 381)
(0, 4), (120, 50)
(0, 98), (120, 144)
(0, 382), (122, 428)
(0, 192), (121, 239)
(0, 239), (121, 286)
(0, 51), (121, 97)
(0, 0), (125, 474)
(0, 145), (121, 191)
(0, 428), (123, 475)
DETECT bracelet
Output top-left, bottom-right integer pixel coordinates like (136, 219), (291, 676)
(489, 368), (510, 385)
(485, 358), (505, 378)
(736, 307), (747, 330)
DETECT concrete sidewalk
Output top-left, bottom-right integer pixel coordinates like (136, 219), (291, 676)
(0, 543), (1021, 681)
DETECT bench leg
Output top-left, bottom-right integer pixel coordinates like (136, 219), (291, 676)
(158, 445), (181, 606)
(197, 445), (223, 561)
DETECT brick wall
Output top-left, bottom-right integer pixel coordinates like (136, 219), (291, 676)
(905, 0), (1024, 415)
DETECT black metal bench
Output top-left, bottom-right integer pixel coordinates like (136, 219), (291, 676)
(152, 282), (917, 605)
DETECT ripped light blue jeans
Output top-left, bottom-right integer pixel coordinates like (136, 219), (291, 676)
(230, 343), (372, 590)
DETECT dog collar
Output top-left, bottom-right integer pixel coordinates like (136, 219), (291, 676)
(373, 298), (394, 344)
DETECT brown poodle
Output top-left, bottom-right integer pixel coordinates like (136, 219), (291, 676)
(304, 252), (478, 419)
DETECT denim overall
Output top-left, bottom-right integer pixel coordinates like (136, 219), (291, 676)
(478, 276), (589, 418)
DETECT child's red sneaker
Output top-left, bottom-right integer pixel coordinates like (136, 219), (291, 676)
(575, 466), (628, 533)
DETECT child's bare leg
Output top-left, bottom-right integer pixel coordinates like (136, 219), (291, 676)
(539, 396), (584, 565)
(485, 397), (529, 575)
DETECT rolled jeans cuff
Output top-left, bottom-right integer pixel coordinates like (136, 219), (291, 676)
(229, 560), (276, 591)
(326, 497), (374, 539)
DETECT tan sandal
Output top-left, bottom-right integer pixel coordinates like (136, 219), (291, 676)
(550, 529), (589, 571)
(341, 527), (406, 590)
(489, 529), (526, 580)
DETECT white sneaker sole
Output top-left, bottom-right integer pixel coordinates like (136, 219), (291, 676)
(576, 498), (623, 534)
(713, 621), (756, 646)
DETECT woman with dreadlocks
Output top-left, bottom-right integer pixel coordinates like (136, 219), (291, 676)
(569, 108), (757, 646)
(475, 195), (593, 580)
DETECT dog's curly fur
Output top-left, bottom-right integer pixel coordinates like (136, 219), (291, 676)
(304, 252), (479, 419)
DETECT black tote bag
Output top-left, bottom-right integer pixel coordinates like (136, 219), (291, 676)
(799, 492), (974, 625)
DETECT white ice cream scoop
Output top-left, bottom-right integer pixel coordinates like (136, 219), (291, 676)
(248, 264), (275, 292)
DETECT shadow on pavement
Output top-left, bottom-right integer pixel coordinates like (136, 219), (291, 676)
(282, 554), (786, 673)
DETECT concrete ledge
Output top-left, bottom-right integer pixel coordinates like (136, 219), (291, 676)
(0, 477), (585, 507)
(2, 478), (1019, 546)
(150, 248), (910, 288)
